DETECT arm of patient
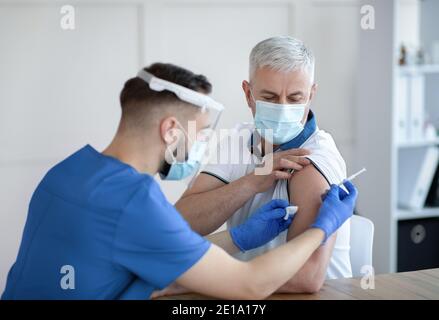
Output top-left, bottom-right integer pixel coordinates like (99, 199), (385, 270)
(276, 164), (337, 293)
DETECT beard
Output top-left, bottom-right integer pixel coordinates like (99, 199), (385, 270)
(159, 160), (172, 178)
(159, 147), (189, 178)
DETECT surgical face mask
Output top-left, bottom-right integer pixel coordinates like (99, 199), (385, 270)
(251, 90), (307, 145)
(160, 125), (212, 180)
(160, 137), (208, 181)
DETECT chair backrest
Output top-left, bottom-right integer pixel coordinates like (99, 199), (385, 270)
(350, 215), (374, 277)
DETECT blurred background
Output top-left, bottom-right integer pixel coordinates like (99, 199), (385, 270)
(1, 0), (438, 291)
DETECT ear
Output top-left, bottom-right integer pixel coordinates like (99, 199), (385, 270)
(159, 116), (180, 145)
(309, 83), (318, 102)
(242, 80), (253, 108)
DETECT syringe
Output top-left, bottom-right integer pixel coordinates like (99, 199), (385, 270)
(339, 167), (367, 186)
(284, 168), (366, 220)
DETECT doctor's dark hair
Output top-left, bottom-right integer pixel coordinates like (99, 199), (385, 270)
(119, 63), (212, 127)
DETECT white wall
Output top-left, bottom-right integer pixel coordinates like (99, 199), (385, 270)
(396, 0), (420, 48)
(0, 1), (141, 291)
(0, 0), (361, 291)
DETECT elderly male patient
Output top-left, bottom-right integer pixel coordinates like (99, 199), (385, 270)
(176, 36), (351, 293)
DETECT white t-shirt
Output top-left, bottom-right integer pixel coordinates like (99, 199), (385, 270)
(202, 122), (352, 279)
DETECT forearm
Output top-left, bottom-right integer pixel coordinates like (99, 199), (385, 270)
(245, 228), (324, 298)
(177, 228), (324, 300)
(176, 174), (259, 235)
(153, 232), (239, 300)
(206, 231), (239, 255)
(276, 234), (336, 293)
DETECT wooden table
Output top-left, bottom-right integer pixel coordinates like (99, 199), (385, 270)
(160, 268), (439, 300)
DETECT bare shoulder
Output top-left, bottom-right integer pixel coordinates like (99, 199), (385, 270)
(289, 164), (329, 202)
(286, 163), (331, 238)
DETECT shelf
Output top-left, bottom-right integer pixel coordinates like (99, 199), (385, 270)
(397, 138), (439, 148)
(396, 207), (439, 221)
(399, 64), (439, 76)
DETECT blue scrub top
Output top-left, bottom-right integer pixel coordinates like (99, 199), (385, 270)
(2, 145), (210, 300)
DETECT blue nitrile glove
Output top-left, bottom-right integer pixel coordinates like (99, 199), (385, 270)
(230, 199), (293, 252)
(311, 180), (358, 243)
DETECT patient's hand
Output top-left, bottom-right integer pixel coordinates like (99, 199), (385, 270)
(249, 148), (311, 193)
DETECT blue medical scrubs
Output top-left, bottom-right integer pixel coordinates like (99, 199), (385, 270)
(1, 145), (210, 300)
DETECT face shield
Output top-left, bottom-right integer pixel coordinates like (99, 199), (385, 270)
(136, 69), (224, 182)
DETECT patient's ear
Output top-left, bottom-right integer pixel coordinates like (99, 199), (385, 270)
(309, 83), (318, 102)
(242, 80), (253, 109)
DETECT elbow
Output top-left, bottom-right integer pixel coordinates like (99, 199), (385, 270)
(240, 278), (323, 298)
(235, 281), (273, 300)
(283, 276), (324, 294)
(242, 286), (271, 300)
(301, 278), (324, 294)
(237, 291), (265, 300)
(250, 282), (275, 300)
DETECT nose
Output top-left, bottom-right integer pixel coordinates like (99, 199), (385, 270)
(279, 95), (289, 104)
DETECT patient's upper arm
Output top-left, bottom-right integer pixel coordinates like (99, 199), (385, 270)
(286, 164), (330, 240)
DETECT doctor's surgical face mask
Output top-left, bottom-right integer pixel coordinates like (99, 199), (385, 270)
(160, 120), (212, 181)
(250, 89), (307, 145)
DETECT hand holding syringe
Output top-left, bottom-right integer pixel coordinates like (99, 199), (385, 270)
(283, 167), (366, 220)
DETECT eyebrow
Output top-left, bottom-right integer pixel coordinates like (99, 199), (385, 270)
(260, 89), (278, 96)
(288, 91), (304, 97)
(259, 89), (304, 97)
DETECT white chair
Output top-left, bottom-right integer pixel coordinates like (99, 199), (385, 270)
(350, 215), (374, 277)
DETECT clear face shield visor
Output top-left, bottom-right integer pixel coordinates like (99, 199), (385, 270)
(136, 69), (224, 182)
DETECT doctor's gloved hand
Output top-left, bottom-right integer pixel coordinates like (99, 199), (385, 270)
(311, 180), (358, 244)
(229, 199), (293, 252)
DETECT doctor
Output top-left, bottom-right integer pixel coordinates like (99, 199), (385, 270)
(2, 63), (357, 300)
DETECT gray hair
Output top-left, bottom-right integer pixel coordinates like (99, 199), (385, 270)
(249, 36), (315, 83)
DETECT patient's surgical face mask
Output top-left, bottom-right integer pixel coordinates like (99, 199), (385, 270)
(136, 69), (224, 181)
(250, 89), (307, 145)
